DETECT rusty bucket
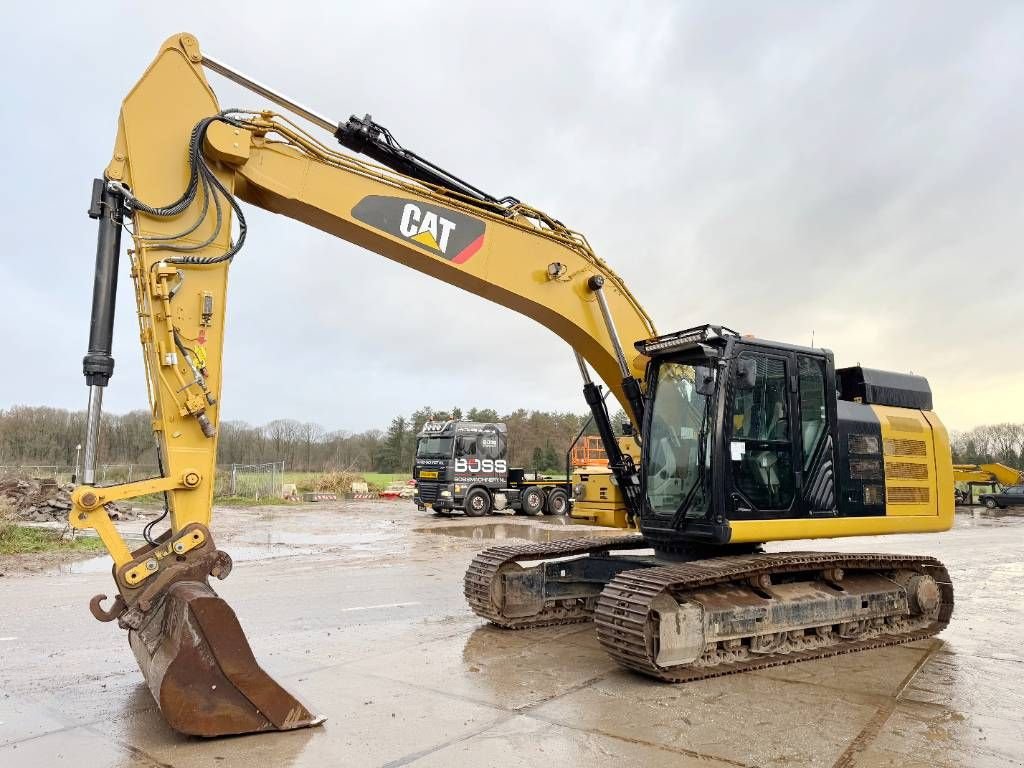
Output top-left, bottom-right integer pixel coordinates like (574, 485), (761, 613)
(128, 580), (324, 737)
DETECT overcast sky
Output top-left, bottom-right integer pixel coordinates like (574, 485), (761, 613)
(2, 1), (1021, 433)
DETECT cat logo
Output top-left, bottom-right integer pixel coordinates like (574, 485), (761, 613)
(400, 204), (455, 253)
(351, 195), (486, 264)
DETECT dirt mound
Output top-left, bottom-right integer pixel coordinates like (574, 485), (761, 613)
(0, 476), (137, 523)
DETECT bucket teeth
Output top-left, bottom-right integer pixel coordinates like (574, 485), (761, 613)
(129, 580), (324, 737)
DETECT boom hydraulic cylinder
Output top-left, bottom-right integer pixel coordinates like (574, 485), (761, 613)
(81, 179), (124, 484)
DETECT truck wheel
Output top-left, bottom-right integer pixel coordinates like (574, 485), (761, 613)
(544, 488), (569, 516)
(465, 488), (491, 517)
(984, 498), (998, 510)
(518, 486), (544, 516)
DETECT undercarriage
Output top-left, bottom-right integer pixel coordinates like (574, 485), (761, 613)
(465, 537), (953, 682)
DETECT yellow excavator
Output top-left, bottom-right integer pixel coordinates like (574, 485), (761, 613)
(570, 432), (642, 528)
(73, 33), (955, 738)
(953, 463), (1024, 505)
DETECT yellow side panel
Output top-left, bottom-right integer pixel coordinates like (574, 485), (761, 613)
(922, 409), (955, 527)
(729, 511), (951, 544)
(729, 406), (954, 544)
(872, 406), (934, 517)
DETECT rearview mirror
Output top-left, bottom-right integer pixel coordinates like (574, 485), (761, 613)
(736, 358), (757, 390)
(694, 366), (715, 396)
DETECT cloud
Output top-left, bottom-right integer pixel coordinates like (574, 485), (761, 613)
(3, 1), (1021, 432)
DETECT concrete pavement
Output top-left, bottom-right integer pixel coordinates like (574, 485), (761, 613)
(1, 502), (1020, 767)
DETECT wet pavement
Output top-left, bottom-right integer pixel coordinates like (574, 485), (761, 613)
(0, 501), (1021, 767)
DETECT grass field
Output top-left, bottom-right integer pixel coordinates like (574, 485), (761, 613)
(0, 523), (106, 556)
(362, 472), (412, 488)
(276, 471), (411, 491)
(214, 496), (303, 507)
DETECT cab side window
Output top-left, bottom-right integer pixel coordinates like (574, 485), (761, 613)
(797, 356), (827, 469)
(730, 352), (794, 511)
(732, 353), (789, 442)
(477, 429), (504, 460)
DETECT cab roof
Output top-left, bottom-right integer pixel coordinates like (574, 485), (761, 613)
(636, 324), (833, 360)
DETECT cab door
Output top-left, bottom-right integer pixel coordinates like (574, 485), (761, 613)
(726, 349), (798, 519)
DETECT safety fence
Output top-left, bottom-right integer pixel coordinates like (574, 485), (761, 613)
(1, 462), (286, 500)
(0, 463), (160, 485)
(0, 464), (59, 479)
(218, 461), (286, 500)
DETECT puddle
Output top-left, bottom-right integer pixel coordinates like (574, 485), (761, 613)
(52, 530), (396, 572)
(236, 530), (393, 546)
(519, 515), (573, 526)
(57, 555), (116, 575)
(52, 537), (147, 575)
(225, 545), (325, 562)
(417, 522), (611, 542)
(230, 530), (395, 559)
(954, 508), (1024, 527)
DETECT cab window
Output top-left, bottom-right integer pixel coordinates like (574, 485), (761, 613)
(729, 351), (794, 511)
(798, 356), (827, 469)
(416, 436), (453, 457)
(477, 429), (504, 460)
(731, 353), (789, 442)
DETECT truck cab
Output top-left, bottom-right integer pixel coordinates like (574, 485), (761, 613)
(413, 420), (571, 517)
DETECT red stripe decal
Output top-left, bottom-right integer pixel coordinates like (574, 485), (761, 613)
(451, 234), (484, 265)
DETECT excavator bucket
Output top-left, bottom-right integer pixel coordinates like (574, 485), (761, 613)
(127, 580), (323, 737)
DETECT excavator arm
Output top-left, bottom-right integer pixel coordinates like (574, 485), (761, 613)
(70, 33), (656, 736)
(952, 463), (1024, 487)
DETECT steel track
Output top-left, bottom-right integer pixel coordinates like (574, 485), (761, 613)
(465, 541), (953, 682)
(464, 535), (647, 628)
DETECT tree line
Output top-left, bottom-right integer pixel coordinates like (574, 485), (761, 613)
(949, 423), (1024, 469)
(6, 403), (1015, 475)
(0, 404), (619, 474)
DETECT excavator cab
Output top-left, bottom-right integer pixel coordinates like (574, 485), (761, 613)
(636, 324), (807, 547)
(635, 324), (951, 550)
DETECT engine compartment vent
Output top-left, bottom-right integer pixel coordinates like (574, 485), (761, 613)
(886, 461), (929, 480)
(850, 458), (883, 480)
(849, 434), (880, 455)
(863, 485), (885, 505)
(884, 438), (928, 457)
(887, 487), (930, 504)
